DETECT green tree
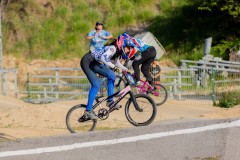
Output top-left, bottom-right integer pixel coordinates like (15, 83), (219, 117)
(197, 0), (240, 19)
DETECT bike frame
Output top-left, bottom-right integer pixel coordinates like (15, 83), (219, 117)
(138, 79), (160, 96)
(138, 79), (154, 90)
(92, 71), (141, 112)
(116, 73), (159, 95)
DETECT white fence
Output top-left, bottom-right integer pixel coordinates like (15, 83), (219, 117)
(21, 65), (240, 103)
(0, 69), (18, 98)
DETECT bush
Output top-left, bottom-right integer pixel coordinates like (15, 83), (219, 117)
(216, 91), (240, 108)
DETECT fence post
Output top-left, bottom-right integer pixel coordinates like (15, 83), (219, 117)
(0, 73), (1, 95)
(173, 79), (177, 97)
(1, 72), (4, 95)
(197, 80), (200, 89)
(44, 87), (47, 99)
(55, 70), (59, 99)
(190, 68), (196, 84)
(5, 72), (8, 96)
(211, 66), (216, 103)
(177, 71), (182, 100)
(27, 73), (30, 102)
(1, 72), (6, 95)
(14, 70), (18, 98)
(169, 86), (173, 99)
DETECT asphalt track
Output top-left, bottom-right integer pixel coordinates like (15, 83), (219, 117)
(0, 118), (240, 160)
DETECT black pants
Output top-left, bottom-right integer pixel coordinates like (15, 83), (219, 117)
(132, 46), (156, 84)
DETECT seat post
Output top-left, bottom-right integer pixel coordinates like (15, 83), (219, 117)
(95, 95), (104, 103)
(96, 98), (100, 103)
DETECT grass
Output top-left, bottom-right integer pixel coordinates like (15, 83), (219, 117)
(2, 0), (159, 60)
(3, 124), (13, 128)
(214, 91), (240, 108)
(2, 0), (240, 66)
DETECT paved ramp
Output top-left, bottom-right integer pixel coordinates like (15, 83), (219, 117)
(0, 119), (240, 160)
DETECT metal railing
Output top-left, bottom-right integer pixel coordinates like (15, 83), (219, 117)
(158, 66), (240, 101)
(22, 66), (240, 103)
(23, 68), (87, 103)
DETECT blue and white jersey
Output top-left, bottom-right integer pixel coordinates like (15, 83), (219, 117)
(88, 30), (111, 49)
(90, 46), (109, 62)
(91, 45), (127, 71)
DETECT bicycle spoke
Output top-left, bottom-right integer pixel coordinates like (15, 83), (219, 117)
(125, 94), (156, 126)
(66, 105), (96, 133)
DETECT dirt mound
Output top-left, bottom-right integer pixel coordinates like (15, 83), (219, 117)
(0, 95), (30, 111)
(200, 105), (240, 119)
(1, 97), (240, 139)
(0, 98), (80, 129)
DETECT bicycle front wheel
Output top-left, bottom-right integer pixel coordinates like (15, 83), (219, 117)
(66, 104), (97, 133)
(125, 94), (157, 126)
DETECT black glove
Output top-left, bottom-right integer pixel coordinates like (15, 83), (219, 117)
(113, 66), (120, 72)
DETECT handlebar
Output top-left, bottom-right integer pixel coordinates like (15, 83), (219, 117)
(122, 70), (135, 86)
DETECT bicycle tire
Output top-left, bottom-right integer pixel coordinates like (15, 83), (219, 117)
(125, 94), (157, 126)
(150, 84), (168, 106)
(66, 104), (97, 133)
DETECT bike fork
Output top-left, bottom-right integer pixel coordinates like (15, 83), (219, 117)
(129, 91), (143, 112)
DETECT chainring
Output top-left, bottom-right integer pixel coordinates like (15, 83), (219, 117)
(97, 108), (109, 120)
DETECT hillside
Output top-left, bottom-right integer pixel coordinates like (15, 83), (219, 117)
(1, 0), (240, 64)
(1, 0), (161, 60)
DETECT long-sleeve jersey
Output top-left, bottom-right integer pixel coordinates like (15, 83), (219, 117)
(91, 45), (127, 71)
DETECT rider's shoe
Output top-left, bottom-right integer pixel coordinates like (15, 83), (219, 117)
(106, 101), (121, 110)
(78, 110), (98, 122)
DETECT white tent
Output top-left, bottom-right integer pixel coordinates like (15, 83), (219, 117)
(134, 32), (166, 59)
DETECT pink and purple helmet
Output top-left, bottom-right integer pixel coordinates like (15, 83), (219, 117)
(116, 32), (134, 60)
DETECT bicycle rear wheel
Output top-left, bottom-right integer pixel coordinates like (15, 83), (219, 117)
(150, 84), (168, 106)
(66, 104), (97, 133)
(125, 94), (156, 126)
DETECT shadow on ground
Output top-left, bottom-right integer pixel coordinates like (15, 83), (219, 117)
(0, 133), (20, 143)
